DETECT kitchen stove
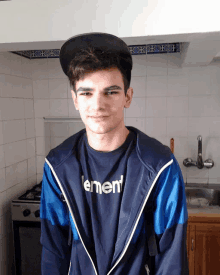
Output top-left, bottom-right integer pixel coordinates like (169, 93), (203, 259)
(11, 182), (42, 275)
(11, 182), (42, 222)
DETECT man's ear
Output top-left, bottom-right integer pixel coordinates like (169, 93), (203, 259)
(71, 90), (79, 110)
(124, 87), (133, 108)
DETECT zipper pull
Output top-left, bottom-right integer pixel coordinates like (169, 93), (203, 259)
(145, 264), (150, 275)
(60, 193), (66, 202)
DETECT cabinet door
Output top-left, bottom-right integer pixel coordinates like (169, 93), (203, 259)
(194, 223), (220, 275)
(187, 224), (195, 275)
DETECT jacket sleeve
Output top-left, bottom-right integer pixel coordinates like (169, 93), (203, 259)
(40, 161), (72, 275)
(153, 154), (189, 275)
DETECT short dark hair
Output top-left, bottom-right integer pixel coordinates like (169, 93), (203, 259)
(67, 47), (131, 95)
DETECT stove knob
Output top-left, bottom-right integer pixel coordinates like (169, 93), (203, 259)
(23, 209), (31, 217)
(35, 210), (40, 218)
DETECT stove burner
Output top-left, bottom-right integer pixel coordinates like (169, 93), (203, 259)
(33, 182), (42, 192)
(18, 190), (41, 201)
(17, 182), (42, 202)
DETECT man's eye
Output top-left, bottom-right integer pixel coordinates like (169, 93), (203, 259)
(80, 92), (91, 96)
(106, 91), (118, 95)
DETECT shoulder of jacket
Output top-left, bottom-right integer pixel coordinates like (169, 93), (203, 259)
(127, 126), (172, 172)
(46, 128), (86, 168)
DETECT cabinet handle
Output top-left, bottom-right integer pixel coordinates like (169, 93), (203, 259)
(191, 239), (194, 251)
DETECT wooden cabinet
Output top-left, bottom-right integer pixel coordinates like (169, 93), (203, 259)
(187, 214), (220, 275)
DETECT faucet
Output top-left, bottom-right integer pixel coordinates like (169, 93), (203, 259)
(183, 135), (214, 169)
(197, 135), (204, 169)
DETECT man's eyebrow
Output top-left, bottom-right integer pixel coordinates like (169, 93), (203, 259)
(76, 85), (123, 93)
(104, 85), (122, 91)
(76, 87), (94, 93)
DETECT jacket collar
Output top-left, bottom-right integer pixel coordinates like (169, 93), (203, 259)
(47, 126), (171, 171)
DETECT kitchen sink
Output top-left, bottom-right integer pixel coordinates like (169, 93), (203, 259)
(185, 186), (220, 208)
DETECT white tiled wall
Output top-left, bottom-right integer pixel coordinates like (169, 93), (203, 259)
(31, 58), (83, 182)
(1, 49), (220, 274)
(126, 53), (220, 185)
(0, 52), (37, 275)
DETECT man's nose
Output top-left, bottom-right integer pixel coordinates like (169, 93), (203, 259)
(91, 94), (106, 109)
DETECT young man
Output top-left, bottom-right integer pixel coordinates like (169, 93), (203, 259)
(40, 33), (189, 275)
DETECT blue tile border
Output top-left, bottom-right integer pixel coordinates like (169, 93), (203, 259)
(146, 43), (180, 54)
(129, 45), (146, 55)
(11, 43), (181, 59)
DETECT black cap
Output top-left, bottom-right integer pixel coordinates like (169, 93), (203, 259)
(59, 32), (132, 76)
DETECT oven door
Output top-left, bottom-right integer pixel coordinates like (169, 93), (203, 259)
(12, 220), (41, 275)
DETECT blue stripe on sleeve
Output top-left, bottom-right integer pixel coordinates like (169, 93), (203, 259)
(40, 161), (79, 240)
(40, 161), (70, 226)
(154, 154), (188, 235)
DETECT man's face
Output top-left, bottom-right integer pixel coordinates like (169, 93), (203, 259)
(71, 67), (133, 135)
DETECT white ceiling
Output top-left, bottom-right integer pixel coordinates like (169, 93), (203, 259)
(122, 31), (220, 67)
(1, 30), (220, 67)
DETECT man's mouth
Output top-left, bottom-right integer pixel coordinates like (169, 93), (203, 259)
(89, 116), (109, 120)
(89, 115), (109, 118)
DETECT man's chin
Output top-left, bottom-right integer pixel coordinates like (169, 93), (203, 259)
(87, 128), (110, 135)
(86, 125), (116, 135)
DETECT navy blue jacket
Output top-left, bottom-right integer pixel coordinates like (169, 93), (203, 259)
(40, 126), (189, 275)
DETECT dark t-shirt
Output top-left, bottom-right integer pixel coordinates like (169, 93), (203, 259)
(78, 130), (136, 275)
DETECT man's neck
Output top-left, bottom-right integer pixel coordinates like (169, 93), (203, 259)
(86, 126), (130, 152)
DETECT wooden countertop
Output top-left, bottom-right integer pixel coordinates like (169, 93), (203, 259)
(188, 206), (220, 222)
